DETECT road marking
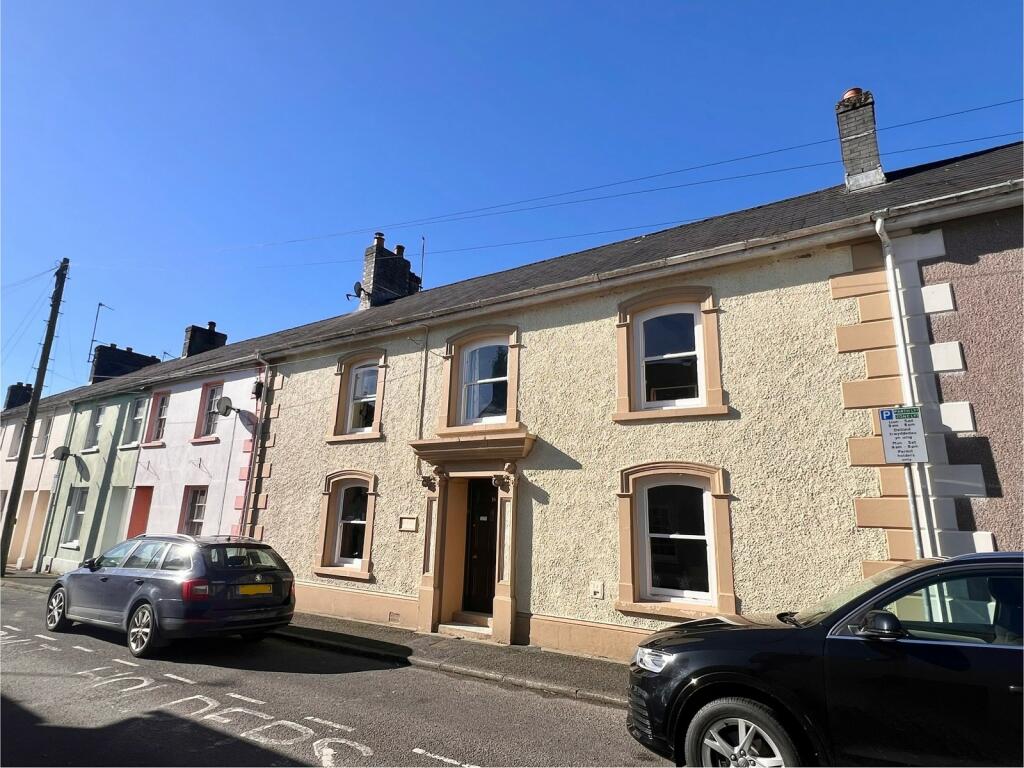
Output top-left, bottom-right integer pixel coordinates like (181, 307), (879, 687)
(412, 747), (479, 767)
(304, 716), (354, 732)
(34, 634), (52, 641)
(39, 643), (61, 651)
(315, 738), (373, 766)
(226, 693), (266, 705)
(113, 658), (140, 667)
(164, 673), (195, 684)
(73, 645), (94, 653)
(3, 625), (22, 631)
(0, 638), (32, 646)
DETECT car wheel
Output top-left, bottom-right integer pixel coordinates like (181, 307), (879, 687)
(127, 603), (160, 658)
(45, 588), (72, 632)
(684, 696), (801, 768)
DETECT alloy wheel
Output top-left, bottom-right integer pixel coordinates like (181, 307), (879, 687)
(700, 717), (786, 768)
(128, 606), (152, 654)
(46, 591), (65, 629)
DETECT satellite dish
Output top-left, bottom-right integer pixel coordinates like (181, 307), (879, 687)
(353, 281), (364, 297)
(215, 396), (235, 417)
(52, 445), (71, 461)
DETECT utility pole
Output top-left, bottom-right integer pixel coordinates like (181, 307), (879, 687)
(1, 258), (69, 576)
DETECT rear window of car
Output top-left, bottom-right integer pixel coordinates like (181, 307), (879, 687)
(162, 544), (195, 571)
(205, 545), (286, 569)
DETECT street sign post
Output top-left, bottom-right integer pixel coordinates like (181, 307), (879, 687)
(879, 407), (928, 464)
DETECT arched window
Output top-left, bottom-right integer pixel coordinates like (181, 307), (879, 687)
(329, 350), (387, 442)
(315, 470), (377, 580)
(617, 462), (736, 618)
(437, 325), (522, 433)
(615, 287), (727, 421)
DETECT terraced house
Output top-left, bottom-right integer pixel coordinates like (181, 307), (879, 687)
(2, 90), (1021, 662)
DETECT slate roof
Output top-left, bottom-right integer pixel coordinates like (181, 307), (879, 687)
(6, 141), (1022, 417)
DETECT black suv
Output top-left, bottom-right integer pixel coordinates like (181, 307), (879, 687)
(45, 534), (294, 657)
(628, 552), (1023, 767)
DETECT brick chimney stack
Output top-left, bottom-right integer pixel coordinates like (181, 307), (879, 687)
(358, 232), (422, 310)
(90, 344), (160, 383)
(836, 87), (886, 191)
(4, 382), (33, 410)
(182, 321), (228, 358)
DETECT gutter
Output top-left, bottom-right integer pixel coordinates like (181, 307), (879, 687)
(873, 215), (927, 560)
(239, 352), (271, 536)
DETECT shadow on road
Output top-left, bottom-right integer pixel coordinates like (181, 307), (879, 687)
(0, 694), (301, 767)
(56, 621), (407, 675)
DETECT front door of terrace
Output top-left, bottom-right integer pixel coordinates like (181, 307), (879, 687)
(463, 478), (498, 613)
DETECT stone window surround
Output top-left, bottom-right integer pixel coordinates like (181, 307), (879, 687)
(436, 324), (523, 436)
(314, 469), (378, 582)
(614, 286), (728, 422)
(616, 461), (737, 619)
(327, 349), (387, 443)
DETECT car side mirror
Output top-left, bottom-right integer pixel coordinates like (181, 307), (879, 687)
(81, 558), (97, 571)
(856, 609), (906, 641)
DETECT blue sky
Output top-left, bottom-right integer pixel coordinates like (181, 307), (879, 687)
(2, 1), (1021, 396)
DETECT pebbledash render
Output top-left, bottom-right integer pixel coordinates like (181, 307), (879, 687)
(245, 94), (1023, 661)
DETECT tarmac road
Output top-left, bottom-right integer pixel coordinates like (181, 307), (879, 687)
(1, 585), (668, 767)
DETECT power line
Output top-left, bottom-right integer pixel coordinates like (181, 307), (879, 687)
(1, 263), (60, 292)
(213, 97), (1023, 252)
(247, 131), (1021, 269)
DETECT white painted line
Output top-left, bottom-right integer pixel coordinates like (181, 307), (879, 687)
(412, 748), (479, 768)
(3, 625), (22, 631)
(304, 716), (354, 732)
(1, 639), (32, 646)
(113, 658), (140, 667)
(39, 643), (62, 651)
(164, 673), (195, 685)
(34, 634), (52, 641)
(73, 645), (94, 653)
(226, 692), (266, 705)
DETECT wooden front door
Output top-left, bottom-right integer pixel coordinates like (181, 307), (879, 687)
(463, 478), (498, 613)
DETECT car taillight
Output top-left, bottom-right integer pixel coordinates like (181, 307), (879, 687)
(182, 579), (210, 601)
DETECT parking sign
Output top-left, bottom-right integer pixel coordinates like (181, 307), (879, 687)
(879, 407), (928, 463)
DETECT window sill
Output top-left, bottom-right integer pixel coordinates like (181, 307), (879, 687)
(59, 543), (80, 552)
(615, 599), (720, 620)
(5, 455), (19, 461)
(313, 566), (373, 581)
(190, 435), (220, 445)
(80, 447), (100, 455)
(30, 453), (46, 460)
(613, 405), (730, 423)
(140, 441), (166, 449)
(325, 432), (383, 444)
(118, 443), (140, 451)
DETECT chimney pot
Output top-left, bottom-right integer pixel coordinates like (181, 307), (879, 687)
(208, 321), (216, 330)
(111, 343), (117, 349)
(395, 244), (405, 257)
(373, 232), (385, 246)
(841, 87), (863, 101)
(126, 347), (133, 352)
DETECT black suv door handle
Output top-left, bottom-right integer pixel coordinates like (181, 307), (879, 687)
(99, 576), (109, 582)
(133, 579), (144, 585)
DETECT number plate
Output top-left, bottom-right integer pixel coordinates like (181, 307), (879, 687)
(238, 583), (273, 596)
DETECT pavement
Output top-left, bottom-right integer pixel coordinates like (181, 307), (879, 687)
(2, 572), (631, 709)
(0, 584), (666, 767)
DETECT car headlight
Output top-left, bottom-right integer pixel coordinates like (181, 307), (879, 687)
(634, 646), (673, 673)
